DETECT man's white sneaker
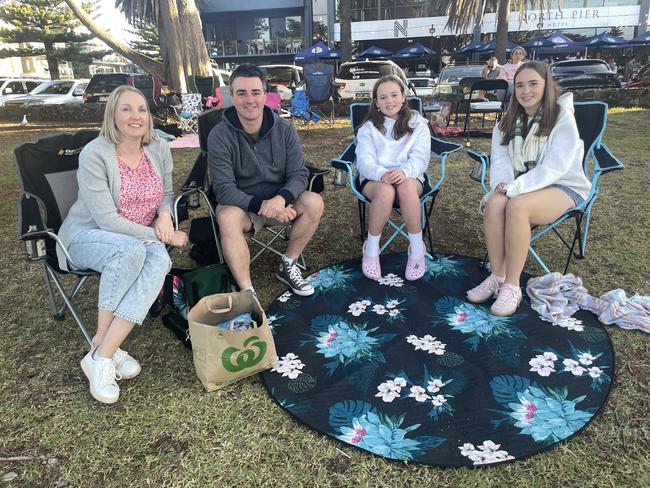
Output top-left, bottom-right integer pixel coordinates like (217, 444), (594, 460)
(80, 351), (121, 404)
(112, 348), (141, 380)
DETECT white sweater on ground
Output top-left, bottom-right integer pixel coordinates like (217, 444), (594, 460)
(355, 111), (431, 182)
(490, 92), (592, 200)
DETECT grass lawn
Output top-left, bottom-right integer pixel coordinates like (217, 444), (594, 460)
(0, 109), (649, 487)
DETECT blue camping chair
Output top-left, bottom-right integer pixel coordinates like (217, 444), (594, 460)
(330, 97), (462, 256)
(303, 61), (336, 125)
(289, 90), (320, 127)
(467, 101), (624, 274)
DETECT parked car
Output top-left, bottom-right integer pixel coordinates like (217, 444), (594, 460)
(0, 78), (44, 106)
(551, 59), (622, 90)
(259, 64), (303, 100)
(432, 64), (484, 95)
(624, 64), (650, 89)
(408, 77), (435, 97)
(5, 79), (89, 106)
(335, 60), (411, 100)
(212, 68), (231, 87)
(83, 73), (159, 108)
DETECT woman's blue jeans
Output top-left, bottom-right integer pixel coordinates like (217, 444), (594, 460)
(68, 229), (172, 325)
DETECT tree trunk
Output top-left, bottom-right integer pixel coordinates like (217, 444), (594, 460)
(339, 0), (352, 62)
(63, 0), (164, 79)
(159, 0), (187, 92)
(176, 0), (211, 77)
(494, 0), (510, 65)
(43, 41), (60, 80)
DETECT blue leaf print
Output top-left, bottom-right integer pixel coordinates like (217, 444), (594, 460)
(346, 362), (380, 393)
(490, 375), (536, 407)
(329, 400), (376, 432)
(412, 436), (447, 449)
(432, 296), (464, 323)
(310, 314), (346, 335)
(487, 335), (523, 367)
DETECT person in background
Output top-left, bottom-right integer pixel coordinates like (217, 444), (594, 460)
(467, 61), (591, 316)
(482, 57), (501, 80)
(57, 85), (188, 404)
(498, 46), (527, 83)
(355, 75), (432, 281)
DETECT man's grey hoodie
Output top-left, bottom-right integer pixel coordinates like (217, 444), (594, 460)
(207, 105), (308, 214)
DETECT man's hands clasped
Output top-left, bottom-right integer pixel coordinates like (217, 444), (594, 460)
(259, 195), (296, 224)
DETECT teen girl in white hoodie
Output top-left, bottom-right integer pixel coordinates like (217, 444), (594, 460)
(467, 61), (591, 316)
(355, 75), (431, 281)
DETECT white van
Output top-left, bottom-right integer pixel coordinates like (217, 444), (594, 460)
(259, 64), (303, 100)
(0, 78), (44, 106)
(335, 60), (411, 100)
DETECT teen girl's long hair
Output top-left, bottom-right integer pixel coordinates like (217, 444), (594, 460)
(361, 74), (414, 140)
(498, 61), (560, 145)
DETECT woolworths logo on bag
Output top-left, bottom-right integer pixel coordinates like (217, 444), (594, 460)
(222, 336), (267, 372)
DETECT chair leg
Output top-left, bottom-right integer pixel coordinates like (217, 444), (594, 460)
(563, 213), (584, 274)
(45, 265), (93, 345)
(358, 201), (366, 244)
(43, 262), (61, 319)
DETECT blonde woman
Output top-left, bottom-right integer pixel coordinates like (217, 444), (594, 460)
(57, 85), (188, 404)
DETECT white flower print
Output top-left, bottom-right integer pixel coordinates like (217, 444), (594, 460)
(375, 378), (406, 402)
(377, 273), (404, 287)
(408, 385), (431, 402)
(529, 353), (557, 377)
(278, 291), (292, 303)
(386, 299), (400, 309)
(388, 309), (400, 317)
(427, 378), (444, 394)
(431, 394), (447, 406)
(406, 334), (446, 356)
(578, 352), (597, 366)
(361, 300), (371, 306)
(347, 301), (367, 317)
(563, 358), (587, 376)
(588, 366), (604, 378)
(271, 353), (305, 379)
(459, 440), (515, 465)
(555, 317), (585, 331)
(372, 304), (387, 315)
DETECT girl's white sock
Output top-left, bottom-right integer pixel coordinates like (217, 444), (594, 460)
(408, 231), (425, 257)
(364, 233), (381, 257)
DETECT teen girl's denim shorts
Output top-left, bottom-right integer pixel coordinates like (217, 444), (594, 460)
(550, 184), (584, 207)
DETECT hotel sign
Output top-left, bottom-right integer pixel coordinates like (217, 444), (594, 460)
(334, 6), (641, 41)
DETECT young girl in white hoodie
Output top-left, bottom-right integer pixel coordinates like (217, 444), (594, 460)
(355, 75), (431, 281)
(467, 61), (591, 316)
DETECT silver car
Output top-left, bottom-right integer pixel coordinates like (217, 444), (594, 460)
(5, 79), (89, 106)
(0, 78), (44, 106)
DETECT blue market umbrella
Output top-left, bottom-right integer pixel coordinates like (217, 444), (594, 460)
(393, 42), (435, 59)
(523, 35), (550, 49)
(452, 41), (483, 57)
(322, 48), (341, 59)
(537, 31), (583, 54)
(580, 32), (627, 49)
(354, 45), (393, 59)
(476, 40), (520, 54)
(628, 31), (650, 46)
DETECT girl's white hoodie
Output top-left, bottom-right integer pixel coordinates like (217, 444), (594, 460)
(490, 92), (592, 200)
(356, 110), (431, 182)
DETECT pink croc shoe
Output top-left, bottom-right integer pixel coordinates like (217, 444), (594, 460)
(362, 241), (381, 280)
(405, 246), (425, 281)
(490, 283), (522, 316)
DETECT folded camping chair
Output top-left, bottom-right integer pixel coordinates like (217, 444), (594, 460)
(303, 61), (336, 126)
(467, 101), (624, 274)
(330, 98), (462, 256)
(174, 93), (203, 133)
(15, 130), (100, 345)
(462, 78), (509, 143)
(174, 108), (329, 270)
(289, 90), (320, 128)
(453, 76), (485, 127)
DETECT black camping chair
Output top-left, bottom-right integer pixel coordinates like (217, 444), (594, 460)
(330, 97), (462, 256)
(467, 101), (624, 274)
(462, 78), (509, 142)
(303, 61), (336, 125)
(16, 130), (100, 345)
(453, 76), (485, 127)
(174, 108), (329, 270)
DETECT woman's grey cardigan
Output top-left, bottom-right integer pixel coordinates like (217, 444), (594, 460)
(56, 135), (174, 271)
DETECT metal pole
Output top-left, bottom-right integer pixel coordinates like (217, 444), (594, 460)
(471, 0), (485, 63)
(327, 0), (336, 48)
(305, 0), (314, 51)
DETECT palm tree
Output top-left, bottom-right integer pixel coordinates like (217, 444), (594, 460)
(438, 0), (557, 64)
(339, 0), (353, 62)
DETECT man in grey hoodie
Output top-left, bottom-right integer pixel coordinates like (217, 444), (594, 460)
(208, 64), (324, 298)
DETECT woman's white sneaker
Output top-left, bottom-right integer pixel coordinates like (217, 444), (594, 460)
(112, 348), (141, 380)
(80, 352), (121, 404)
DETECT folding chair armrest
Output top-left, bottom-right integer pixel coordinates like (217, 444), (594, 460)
(305, 164), (330, 194)
(19, 227), (53, 241)
(467, 149), (490, 193)
(594, 144), (624, 173)
(330, 158), (352, 173)
(430, 137), (462, 157)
